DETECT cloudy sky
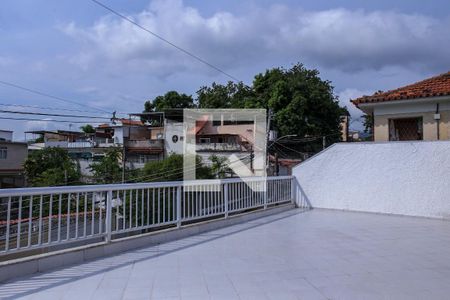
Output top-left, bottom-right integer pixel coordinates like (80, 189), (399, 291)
(1, 0), (449, 140)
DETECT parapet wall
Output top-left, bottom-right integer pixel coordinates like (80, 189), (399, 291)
(292, 141), (450, 219)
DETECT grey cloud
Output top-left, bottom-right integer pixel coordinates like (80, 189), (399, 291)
(60, 0), (450, 76)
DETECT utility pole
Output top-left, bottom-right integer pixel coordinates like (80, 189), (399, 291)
(265, 109), (273, 176)
(322, 136), (326, 150)
(250, 146), (254, 173)
(122, 145), (126, 183)
(275, 152), (279, 176)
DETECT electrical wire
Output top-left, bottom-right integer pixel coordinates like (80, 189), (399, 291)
(0, 103), (110, 115)
(273, 142), (307, 157)
(0, 79), (111, 114)
(272, 144), (291, 159)
(0, 109), (111, 120)
(0, 116), (105, 124)
(89, 0), (240, 82)
(121, 153), (252, 183)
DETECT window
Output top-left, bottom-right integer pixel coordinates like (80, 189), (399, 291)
(199, 138), (210, 144)
(0, 147), (6, 159)
(389, 117), (423, 141)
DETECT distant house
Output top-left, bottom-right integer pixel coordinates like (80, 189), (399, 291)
(135, 110), (262, 177)
(96, 118), (164, 169)
(0, 131), (27, 188)
(26, 119), (165, 177)
(352, 72), (450, 141)
(194, 115), (257, 175)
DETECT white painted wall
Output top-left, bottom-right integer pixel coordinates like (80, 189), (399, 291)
(292, 141), (450, 219)
(0, 131), (12, 141)
(164, 120), (184, 155)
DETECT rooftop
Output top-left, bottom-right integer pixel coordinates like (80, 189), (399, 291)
(2, 208), (450, 299)
(352, 71), (450, 106)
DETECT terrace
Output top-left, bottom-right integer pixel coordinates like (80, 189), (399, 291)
(1, 208), (450, 299)
(1, 141), (450, 299)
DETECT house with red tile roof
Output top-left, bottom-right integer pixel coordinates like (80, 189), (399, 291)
(352, 71), (450, 141)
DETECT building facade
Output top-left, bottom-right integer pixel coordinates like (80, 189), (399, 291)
(0, 131), (27, 188)
(352, 72), (450, 141)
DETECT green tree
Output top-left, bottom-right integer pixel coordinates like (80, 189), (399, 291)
(80, 124), (96, 134)
(196, 63), (347, 143)
(33, 135), (44, 143)
(197, 81), (254, 108)
(362, 114), (373, 134)
(140, 154), (213, 182)
(89, 148), (123, 184)
(144, 91), (195, 112)
(255, 64), (347, 140)
(209, 155), (231, 178)
(24, 147), (81, 186)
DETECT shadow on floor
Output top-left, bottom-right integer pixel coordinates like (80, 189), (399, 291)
(0, 208), (309, 299)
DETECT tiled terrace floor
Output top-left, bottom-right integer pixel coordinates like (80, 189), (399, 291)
(2, 208), (450, 299)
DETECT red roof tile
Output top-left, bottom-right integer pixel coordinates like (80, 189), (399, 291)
(352, 71), (450, 106)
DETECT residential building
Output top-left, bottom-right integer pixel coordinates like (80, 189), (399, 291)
(194, 116), (255, 169)
(352, 71), (450, 141)
(26, 119), (165, 177)
(134, 110), (262, 177)
(96, 118), (164, 169)
(0, 130), (13, 141)
(0, 131), (27, 188)
(26, 130), (100, 177)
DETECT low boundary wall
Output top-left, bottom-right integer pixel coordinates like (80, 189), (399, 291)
(293, 141), (450, 219)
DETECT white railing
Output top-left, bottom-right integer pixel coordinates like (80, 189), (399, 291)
(196, 143), (243, 151)
(126, 140), (163, 149)
(67, 142), (94, 148)
(0, 176), (293, 256)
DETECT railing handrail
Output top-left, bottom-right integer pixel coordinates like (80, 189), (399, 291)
(0, 175), (295, 257)
(0, 176), (293, 197)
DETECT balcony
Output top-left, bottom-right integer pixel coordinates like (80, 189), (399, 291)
(1, 170), (450, 298)
(97, 138), (119, 148)
(46, 141), (97, 148)
(126, 139), (164, 150)
(1, 202), (450, 299)
(196, 142), (243, 152)
(0, 176), (293, 259)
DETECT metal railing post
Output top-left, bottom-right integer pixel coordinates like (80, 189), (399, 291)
(224, 183), (229, 218)
(291, 177), (296, 206)
(176, 185), (182, 228)
(5, 196), (11, 252)
(105, 190), (112, 243)
(264, 179), (268, 210)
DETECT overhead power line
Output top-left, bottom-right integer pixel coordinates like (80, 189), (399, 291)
(0, 109), (111, 120)
(0, 102), (110, 115)
(0, 116), (105, 124)
(89, 0), (240, 82)
(0, 80), (111, 114)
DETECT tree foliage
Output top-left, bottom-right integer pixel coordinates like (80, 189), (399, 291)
(362, 114), (373, 134)
(24, 147), (81, 186)
(209, 155), (231, 178)
(89, 148), (123, 184)
(144, 91), (195, 112)
(197, 64), (347, 141)
(197, 81), (254, 109)
(142, 63), (347, 155)
(140, 154), (213, 182)
(80, 124), (96, 134)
